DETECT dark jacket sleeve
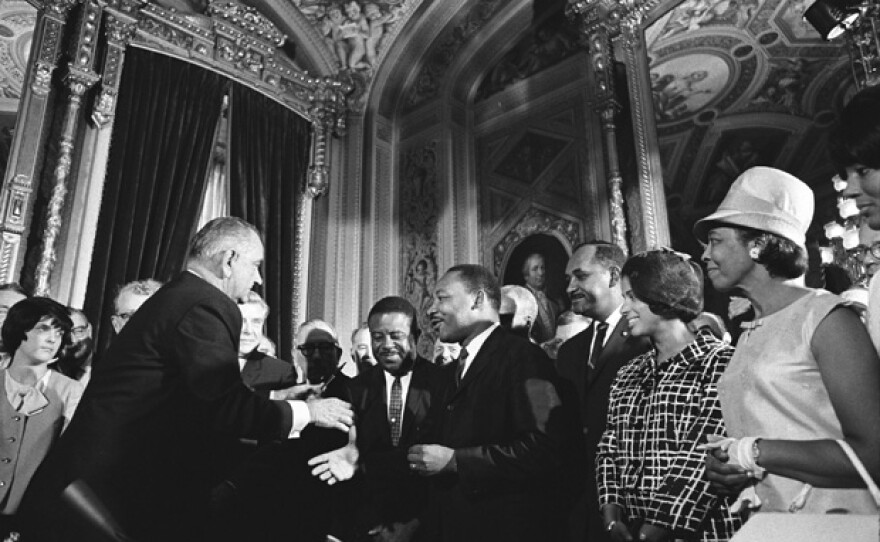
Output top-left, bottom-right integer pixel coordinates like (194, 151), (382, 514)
(176, 298), (292, 440)
(455, 344), (564, 489)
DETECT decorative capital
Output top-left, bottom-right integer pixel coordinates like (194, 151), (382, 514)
(38, 0), (78, 20)
(306, 165), (330, 198)
(308, 75), (353, 137)
(105, 14), (139, 45)
(64, 67), (100, 96)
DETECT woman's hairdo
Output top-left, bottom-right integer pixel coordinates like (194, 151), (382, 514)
(621, 249), (704, 322)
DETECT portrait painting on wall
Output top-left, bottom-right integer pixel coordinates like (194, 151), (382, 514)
(501, 233), (569, 314)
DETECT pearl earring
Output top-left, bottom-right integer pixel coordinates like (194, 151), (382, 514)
(749, 247), (760, 259)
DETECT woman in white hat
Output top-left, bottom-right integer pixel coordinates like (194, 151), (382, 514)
(695, 166), (880, 516)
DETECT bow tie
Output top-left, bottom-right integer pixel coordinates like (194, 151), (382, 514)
(5, 373), (49, 415)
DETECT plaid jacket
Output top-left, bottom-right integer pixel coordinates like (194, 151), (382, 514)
(596, 329), (742, 541)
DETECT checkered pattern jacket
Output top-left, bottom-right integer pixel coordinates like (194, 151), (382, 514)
(596, 329), (743, 541)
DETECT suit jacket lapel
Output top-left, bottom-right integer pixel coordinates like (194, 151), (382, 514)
(586, 319), (630, 388)
(451, 327), (503, 399)
(401, 360), (427, 442)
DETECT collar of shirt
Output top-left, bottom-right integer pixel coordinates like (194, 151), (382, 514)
(460, 322), (499, 377)
(383, 367), (414, 419)
(598, 304), (623, 346)
(4, 369), (51, 415)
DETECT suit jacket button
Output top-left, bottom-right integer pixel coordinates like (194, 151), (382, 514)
(12, 416), (20, 422)
(446, 404), (453, 411)
(0, 458), (9, 463)
(0, 481), (5, 486)
(6, 437), (14, 443)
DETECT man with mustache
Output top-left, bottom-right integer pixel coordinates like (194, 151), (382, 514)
(555, 241), (650, 542)
(50, 308), (94, 385)
(311, 296), (447, 541)
(408, 264), (567, 541)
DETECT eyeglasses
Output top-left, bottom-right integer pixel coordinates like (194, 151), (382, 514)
(114, 311), (136, 322)
(297, 343), (339, 355)
(853, 241), (880, 260)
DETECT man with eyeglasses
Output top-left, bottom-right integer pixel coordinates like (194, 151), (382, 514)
(110, 279), (163, 334)
(50, 308), (95, 385)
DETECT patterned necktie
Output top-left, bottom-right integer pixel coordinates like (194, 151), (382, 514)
(389, 376), (403, 446)
(455, 348), (469, 387)
(587, 321), (609, 370)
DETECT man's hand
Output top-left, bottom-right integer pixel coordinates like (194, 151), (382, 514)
(371, 519), (420, 542)
(603, 504), (632, 542)
(308, 426), (359, 485)
(307, 396), (354, 432)
(406, 444), (454, 475)
(704, 447), (751, 497)
(637, 523), (672, 542)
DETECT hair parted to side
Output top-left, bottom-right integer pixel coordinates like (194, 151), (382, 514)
(114, 279), (164, 313)
(573, 240), (626, 271)
(1, 297), (73, 354)
(368, 296), (421, 341)
(242, 290), (270, 318)
(734, 227), (807, 279)
(188, 217), (260, 261)
(829, 85), (880, 176)
(446, 264), (502, 311)
(621, 249), (704, 323)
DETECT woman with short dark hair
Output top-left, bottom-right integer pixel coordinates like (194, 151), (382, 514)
(0, 297), (84, 533)
(597, 249), (741, 542)
(697, 166), (880, 517)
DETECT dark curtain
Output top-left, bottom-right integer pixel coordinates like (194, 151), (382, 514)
(228, 83), (310, 361)
(85, 48), (228, 356)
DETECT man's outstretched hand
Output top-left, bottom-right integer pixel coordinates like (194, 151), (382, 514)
(308, 426), (359, 485)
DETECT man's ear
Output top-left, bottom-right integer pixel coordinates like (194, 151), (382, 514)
(471, 290), (484, 311)
(608, 266), (620, 288)
(220, 249), (236, 279)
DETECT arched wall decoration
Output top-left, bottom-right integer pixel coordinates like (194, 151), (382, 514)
(493, 207), (579, 278)
(400, 139), (439, 360)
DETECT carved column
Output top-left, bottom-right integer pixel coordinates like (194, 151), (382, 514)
(0, 0), (77, 284)
(568, 1), (630, 255)
(33, 0), (102, 296)
(92, 10), (139, 127)
(619, 15), (670, 250)
(567, 0), (670, 253)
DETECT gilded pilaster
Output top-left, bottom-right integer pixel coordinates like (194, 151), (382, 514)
(92, 7), (139, 127)
(567, 0), (630, 254)
(0, 0), (77, 284)
(33, 0), (102, 296)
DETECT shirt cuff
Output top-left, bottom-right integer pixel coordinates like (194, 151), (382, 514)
(286, 400), (311, 438)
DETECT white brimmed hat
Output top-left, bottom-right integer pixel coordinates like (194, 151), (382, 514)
(693, 166), (814, 246)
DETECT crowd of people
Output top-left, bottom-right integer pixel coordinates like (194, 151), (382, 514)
(0, 87), (876, 542)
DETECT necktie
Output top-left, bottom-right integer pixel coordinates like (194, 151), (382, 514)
(455, 348), (469, 387)
(389, 376), (403, 446)
(587, 321), (609, 370)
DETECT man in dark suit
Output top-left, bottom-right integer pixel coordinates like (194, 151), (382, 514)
(307, 297), (447, 541)
(407, 264), (567, 542)
(237, 291), (297, 394)
(19, 217), (354, 542)
(556, 241), (651, 542)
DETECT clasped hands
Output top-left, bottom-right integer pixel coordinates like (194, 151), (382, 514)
(406, 444), (455, 475)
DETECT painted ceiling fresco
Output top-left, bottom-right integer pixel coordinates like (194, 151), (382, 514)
(645, 0), (856, 250)
(0, 1), (35, 105)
